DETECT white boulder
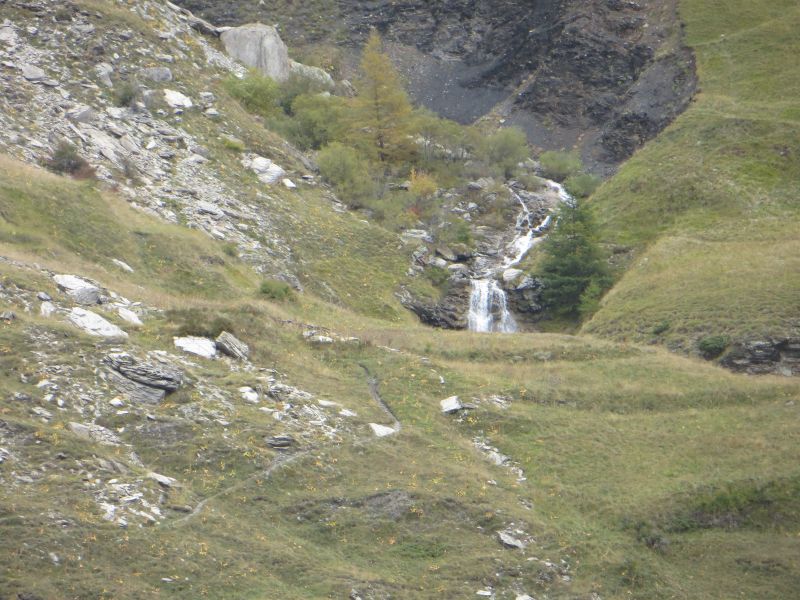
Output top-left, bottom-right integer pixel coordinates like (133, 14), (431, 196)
(173, 336), (217, 359)
(369, 423), (397, 438)
(440, 396), (464, 414)
(163, 89), (193, 109)
(243, 154), (286, 184)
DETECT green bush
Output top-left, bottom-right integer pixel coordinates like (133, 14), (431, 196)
(168, 309), (236, 338)
(652, 321), (671, 335)
(539, 151), (583, 182)
(438, 219), (473, 246)
(424, 265), (450, 288)
(259, 279), (295, 301)
(317, 143), (375, 207)
(224, 71), (281, 118)
(565, 172), (601, 198)
(113, 82), (140, 108)
(277, 73), (330, 115)
(482, 128), (529, 178)
(44, 141), (95, 179)
(698, 335), (728, 359)
(222, 137), (246, 153)
(286, 93), (346, 150)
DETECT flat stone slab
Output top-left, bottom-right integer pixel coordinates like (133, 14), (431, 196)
(173, 336), (216, 359)
(68, 308), (127, 339)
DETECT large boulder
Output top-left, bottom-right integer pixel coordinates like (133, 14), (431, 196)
(221, 24), (292, 82)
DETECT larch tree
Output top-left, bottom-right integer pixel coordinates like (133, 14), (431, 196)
(351, 30), (416, 166)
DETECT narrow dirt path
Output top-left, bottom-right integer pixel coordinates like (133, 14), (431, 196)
(167, 363), (400, 527)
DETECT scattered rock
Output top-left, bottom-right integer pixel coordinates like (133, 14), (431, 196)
(282, 178), (296, 190)
(111, 259), (135, 273)
(239, 386), (259, 403)
(265, 435), (295, 449)
(20, 63), (45, 81)
(140, 66), (173, 82)
(440, 395), (464, 414)
(148, 472), (177, 488)
(54, 274), (103, 305)
(243, 154), (286, 184)
(173, 336), (217, 359)
(369, 423), (397, 438)
(68, 308), (128, 339)
(497, 529), (527, 550)
(163, 89), (193, 109)
(65, 105), (95, 123)
(117, 307), (143, 326)
(0, 310), (16, 322)
(215, 331), (249, 361)
(68, 422), (122, 446)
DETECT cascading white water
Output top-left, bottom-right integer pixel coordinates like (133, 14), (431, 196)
(466, 180), (571, 334)
(467, 279), (517, 333)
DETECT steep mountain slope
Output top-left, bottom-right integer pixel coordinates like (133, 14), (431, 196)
(0, 1), (798, 599)
(174, 0), (697, 174)
(584, 0), (800, 372)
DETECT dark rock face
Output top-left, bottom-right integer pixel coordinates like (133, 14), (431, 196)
(175, 0), (696, 172)
(505, 277), (545, 322)
(401, 281), (471, 330)
(721, 338), (800, 376)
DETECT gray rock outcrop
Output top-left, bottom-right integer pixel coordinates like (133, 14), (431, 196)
(721, 338), (800, 376)
(215, 331), (249, 361)
(104, 352), (183, 405)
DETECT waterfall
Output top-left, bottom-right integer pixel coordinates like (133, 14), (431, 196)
(468, 279), (517, 333)
(466, 180), (571, 334)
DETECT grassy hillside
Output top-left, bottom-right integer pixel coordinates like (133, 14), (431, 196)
(0, 0), (798, 598)
(0, 155), (798, 599)
(585, 0), (800, 352)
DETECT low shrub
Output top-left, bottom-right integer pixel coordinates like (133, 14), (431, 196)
(539, 150), (582, 181)
(224, 71), (281, 118)
(259, 279), (295, 301)
(652, 320), (671, 335)
(698, 335), (728, 359)
(317, 143), (375, 207)
(44, 141), (95, 179)
(113, 81), (140, 108)
(565, 172), (601, 198)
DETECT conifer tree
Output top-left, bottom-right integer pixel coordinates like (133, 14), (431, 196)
(351, 30), (415, 165)
(539, 200), (611, 318)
